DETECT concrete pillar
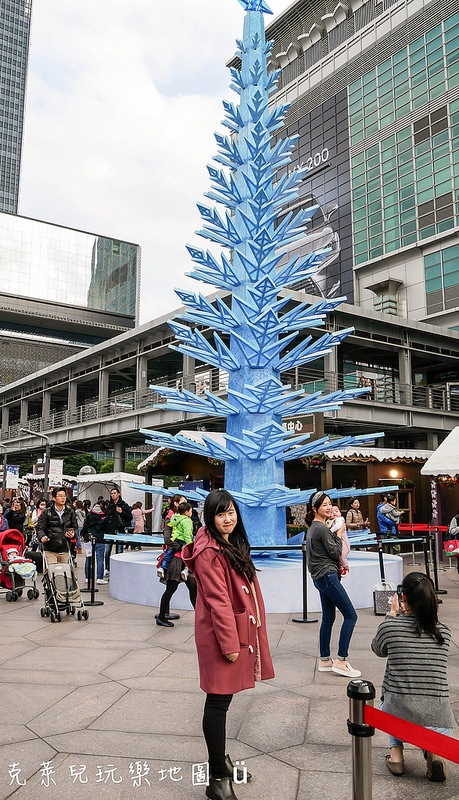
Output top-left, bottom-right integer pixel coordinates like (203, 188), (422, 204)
(398, 347), (412, 405)
(42, 391), (51, 422)
(113, 441), (125, 473)
(321, 458), (333, 492)
(324, 348), (338, 392)
(20, 399), (28, 426)
(182, 354), (196, 391)
(136, 355), (148, 393)
(68, 381), (77, 410)
(427, 432), (439, 450)
(1, 405), (10, 434)
(99, 369), (109, 411)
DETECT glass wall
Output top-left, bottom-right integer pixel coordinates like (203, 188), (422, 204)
(424, 242), (459, 314)
(0, 213), (139, 318)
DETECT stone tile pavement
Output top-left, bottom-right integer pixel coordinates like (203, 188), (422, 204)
(0, 557), (458, 800)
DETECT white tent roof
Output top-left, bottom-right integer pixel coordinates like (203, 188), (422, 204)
(327, 447), (433, 462)
(421, 428), (459, 476)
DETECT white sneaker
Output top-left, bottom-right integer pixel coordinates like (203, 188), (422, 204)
(157, 567), (165, 578)
(332, 660), (361, 678)
(103, 569), (109, 577)
(318, 659), (333, 672)
(96, 578), (108, 585)
(181, 567), (189, 580)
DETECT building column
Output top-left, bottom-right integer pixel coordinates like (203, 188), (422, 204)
(398, 347), (412, 405)
(99, 369), (109, 413)
(20, 399), (28, 426)
(113, 441), (125, 473)
(182, 354), (196, 392)
(68, 381), (77, 410)
(136, 355), (148, 394)
(1, 405), (10, 434)
(427, 432), (439, 450)
(321, 458), (333, 492)
(42, 391), (51, 424)
(324, 348), (338, 393)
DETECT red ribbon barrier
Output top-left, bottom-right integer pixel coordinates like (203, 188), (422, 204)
(364, 705), (459, 763)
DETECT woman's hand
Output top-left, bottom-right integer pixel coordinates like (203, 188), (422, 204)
(224, 652), (239, 662)
(389, 593), (399, 616)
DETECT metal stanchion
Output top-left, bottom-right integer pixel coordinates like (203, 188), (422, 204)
(408, 526), (419, 567)
(423, 534), (431, 579)
(431, 528), (446, 599)
(81, 537), (104, 607)
(292, 539), (318, 624)
(347, 680), (375, 800)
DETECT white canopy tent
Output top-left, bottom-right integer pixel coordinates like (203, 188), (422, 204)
(421, 427), (459, 477)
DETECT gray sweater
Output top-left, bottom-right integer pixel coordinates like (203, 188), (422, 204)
(307, 520), (342, 581)
(371, 613), (456, 728)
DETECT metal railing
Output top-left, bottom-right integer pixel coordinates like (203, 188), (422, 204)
(1, 368), (457, 442)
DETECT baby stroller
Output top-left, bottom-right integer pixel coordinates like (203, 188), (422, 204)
(0, 529), (40, 602)
(41, 545), (88, 622)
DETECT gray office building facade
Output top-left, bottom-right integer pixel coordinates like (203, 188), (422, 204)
(0, 0), (32, 213)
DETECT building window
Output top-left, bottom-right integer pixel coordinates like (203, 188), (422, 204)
(425, 243), (459, 314)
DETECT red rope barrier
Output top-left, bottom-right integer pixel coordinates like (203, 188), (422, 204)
(364, 706), (459, 763)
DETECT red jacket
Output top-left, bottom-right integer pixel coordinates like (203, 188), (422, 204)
(182, 527), (274, 695)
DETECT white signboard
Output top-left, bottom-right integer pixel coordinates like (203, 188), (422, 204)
(6, 465), (19, 490)
(48, 459), (64, 485)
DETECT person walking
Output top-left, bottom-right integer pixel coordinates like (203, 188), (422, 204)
(372, 572), (455, 781)
(182, 489), (274, 800)
(306, 491), (360, 678)
(36, 487), (77, 564)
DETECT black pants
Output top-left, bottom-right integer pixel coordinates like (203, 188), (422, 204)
(203, 693), (233, 778)
(158, 575), (197, 620)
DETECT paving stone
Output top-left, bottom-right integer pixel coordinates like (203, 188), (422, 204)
(238, 690), (309, 751)
(0, 641), (38, 665)
(0, 724), (38, 746)
(62, 622), (154, 643)
(101, 646), (171, 680)
(0, 738), (58, 800)
(89, 689), (202, 737)
(29, 682), (129, 737)
(0, 668), (110, 686)
(4, 645), (128, 673)
(4, 684), (74, 725)
(265, 650), (315, 689)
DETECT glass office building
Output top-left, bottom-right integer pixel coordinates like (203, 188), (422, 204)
(0, 212), (139, 317)
(263, 0), (459, 330)
(0, 0), (33, 213)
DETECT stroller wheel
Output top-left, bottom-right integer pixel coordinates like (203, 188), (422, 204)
(27, 589), (35, 600)
(5, 591), (12, 602)
(77, 610), (82, 620)
(50, 611), (56, 623)
(17, 588), (23, 597)
(82, 609), (89, 620)
(66, 607), (70, 615)
(34, 589), (40, 599)
(45, 606), (50, 616)
(70, 607), (76, 615)
(12, 592), (18, 601)
(40, 607), (47, 617)
(56, 612), (61, 622)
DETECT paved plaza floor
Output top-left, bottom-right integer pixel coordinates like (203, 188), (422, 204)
(1, 555), (458, 800)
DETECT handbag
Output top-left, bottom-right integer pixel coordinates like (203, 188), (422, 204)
(443, 539), (459, 556)
(373, 580), (396, 616)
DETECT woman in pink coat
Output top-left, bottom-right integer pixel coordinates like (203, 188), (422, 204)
(182, 489), (274, 800)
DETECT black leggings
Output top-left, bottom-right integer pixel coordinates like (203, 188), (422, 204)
(203, 693), (233, 778)
(158, 576), (197, 620)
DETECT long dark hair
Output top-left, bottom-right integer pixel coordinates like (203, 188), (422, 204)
(204, 489), (255, 582)
(402, 572), (444, 645)
(305, 492), (329, 526)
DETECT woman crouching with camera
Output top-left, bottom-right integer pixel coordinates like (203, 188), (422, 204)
(371, 572), (455, 781)
(182, 489), (274, 800)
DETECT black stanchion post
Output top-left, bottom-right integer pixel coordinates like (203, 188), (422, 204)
(431, 527), (446, 598)
(81, 537), (104, 607)
(423, 534), (430, 579)
(292, 539), (317, 624)
(347, 680), (375, 800)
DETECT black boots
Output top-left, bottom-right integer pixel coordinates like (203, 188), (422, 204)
(206, 777), (238, 800)
(224, 754), (252, 782)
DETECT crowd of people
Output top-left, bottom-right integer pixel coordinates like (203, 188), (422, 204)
(1, 484), (456, 795)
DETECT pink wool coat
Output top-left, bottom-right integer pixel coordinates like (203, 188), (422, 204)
(182, 527), (274, 695)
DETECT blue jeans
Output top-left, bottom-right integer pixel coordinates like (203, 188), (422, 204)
(313, 570), (358, 659)
(85, 543), (105, 580)
(76, 526), (83, 550)
(104, 538), (123, 571)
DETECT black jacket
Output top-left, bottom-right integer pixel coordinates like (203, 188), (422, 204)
(36, 505), (77, 553)
(4, 509), (25, 534)
(107, 497), (132, 534)
(81, 507), (110, 544)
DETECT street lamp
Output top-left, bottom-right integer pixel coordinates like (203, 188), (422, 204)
(20, 429), (51, 498)
(0, 443), (7, 501)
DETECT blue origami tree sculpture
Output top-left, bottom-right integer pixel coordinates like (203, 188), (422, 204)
(139, 0), (380, 545)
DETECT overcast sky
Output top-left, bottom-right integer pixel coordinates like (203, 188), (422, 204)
(19, 0), (291, 324)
